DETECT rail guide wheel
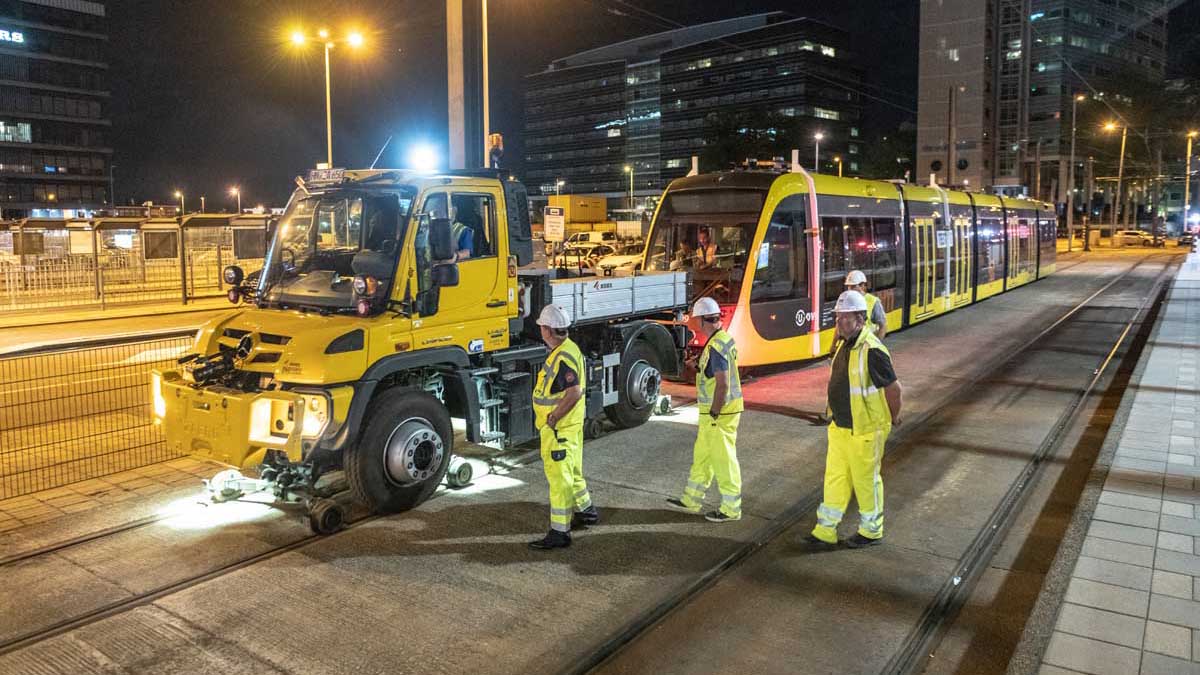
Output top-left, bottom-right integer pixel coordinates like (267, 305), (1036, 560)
(584, 417), (605, 440)
(445, 456), (474, 489)
(307, 498), (346, 534)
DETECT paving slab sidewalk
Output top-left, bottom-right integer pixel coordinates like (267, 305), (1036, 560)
(1039, 249), (1200, 675)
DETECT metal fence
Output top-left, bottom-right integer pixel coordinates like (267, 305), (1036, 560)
(0, 331), (194, 499)
(0, 214), (270, 316)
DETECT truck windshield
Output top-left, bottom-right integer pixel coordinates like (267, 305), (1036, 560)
(644, 189), (764, 304)
(258, 188), (415, 311)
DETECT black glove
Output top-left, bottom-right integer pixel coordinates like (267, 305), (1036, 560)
(551, 449), (566, 462)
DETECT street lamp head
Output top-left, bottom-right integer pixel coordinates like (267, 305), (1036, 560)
(347, 32), (364, 48)
(833, 156), (841, 163)
(173, 190), (182, 198)
(1188, 130), (1199, 139)
(317, 28), (329, 39)
(1075, 94), (1087, 102)
(229, 187), (239, 196)
(623, 165), (631, 172)
(555, 179), (565, 186)
(290, 30), (306, 46)
(1103, 122), (1118, 131)
(814, 132), (824, 141)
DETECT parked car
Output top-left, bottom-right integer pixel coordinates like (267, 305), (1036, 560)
(1178, 233), (1195, 247)
(564, 231), (618, 248)
(550, 243), (615, 269)
(1114, 230), (1160, 247)
(595, 242), (646, 274)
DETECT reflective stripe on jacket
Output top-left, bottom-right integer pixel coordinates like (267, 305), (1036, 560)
(696, 329), (743, 415)
(533, 338), (586, 429)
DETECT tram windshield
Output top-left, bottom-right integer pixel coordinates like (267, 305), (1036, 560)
(645, 189), (764, 304)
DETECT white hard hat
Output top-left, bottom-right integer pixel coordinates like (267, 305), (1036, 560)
(536, 304), (571, 329)
(692, 296), (721, 318)
(833, 290), (869, 313)
(844, 270), (867, 286)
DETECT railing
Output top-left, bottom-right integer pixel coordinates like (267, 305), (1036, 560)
(0, 331), (195, 499)
(0, 221), (267, 316)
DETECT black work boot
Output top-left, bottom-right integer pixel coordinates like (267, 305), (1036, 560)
(845, 533), (882, 549)
(528, 529), (572, 550)
(572, 505), (600, 527)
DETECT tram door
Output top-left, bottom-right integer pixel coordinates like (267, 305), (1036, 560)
(908, 209), (941, 321)
(948, 203), (973, 308)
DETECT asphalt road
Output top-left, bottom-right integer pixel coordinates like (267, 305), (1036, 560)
(0, 248), (1179, 675)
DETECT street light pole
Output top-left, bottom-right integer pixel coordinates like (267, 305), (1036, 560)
(1186, 131), (1197, 234)
(1067, 95), (1083, 252)
(109, 163), (116, 207)
(813, 132), (823, 171)
(1112, 125), (1127, 239)
(200, 195), (206, 213)
(323, 40), (333, 166)
(833, 155), (842, 177)
(230, 187), (241, 213)
(174, 190), (185, 215)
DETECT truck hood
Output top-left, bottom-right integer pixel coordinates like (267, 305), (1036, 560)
(196, 308), (370, 385)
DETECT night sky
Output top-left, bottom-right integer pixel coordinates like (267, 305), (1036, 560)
(106, 1), (1193, 209)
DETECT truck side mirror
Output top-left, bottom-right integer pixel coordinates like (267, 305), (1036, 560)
(430, 217), (455, 261)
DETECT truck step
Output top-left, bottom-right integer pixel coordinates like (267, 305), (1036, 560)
(480, 431), (506, 442)
(469, 367), (499, 377)
(479, 397), (504, 408)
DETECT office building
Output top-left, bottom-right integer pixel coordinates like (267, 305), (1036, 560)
(917, 0), (1167, 199)
(0, 0), (110, 218)
(523, 13), (863, 204)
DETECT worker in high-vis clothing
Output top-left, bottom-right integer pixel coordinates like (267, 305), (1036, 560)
(667, 296), (744, 523)
(845, 270), (887, 338)
(807, 290), (903, 549)
(529, 304), (600, 550)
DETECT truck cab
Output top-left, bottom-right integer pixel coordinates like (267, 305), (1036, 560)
(152, 169), (688, 532)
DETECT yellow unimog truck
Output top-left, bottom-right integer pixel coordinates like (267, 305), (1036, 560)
(151, 168), (688, 532)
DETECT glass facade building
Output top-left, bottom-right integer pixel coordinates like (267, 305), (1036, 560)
(0, 0), (109, 217)
(918, 0), (1167, 198)
(524, 13), (863, 199)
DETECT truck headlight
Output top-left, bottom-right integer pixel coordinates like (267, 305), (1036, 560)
(151, 372), (167, 420)
(299, 393), (330, 439)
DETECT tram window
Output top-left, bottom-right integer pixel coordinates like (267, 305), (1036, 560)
(821, 217), (846, 302)
(751, 198), (806, 300)
(872, 218), (899, 291)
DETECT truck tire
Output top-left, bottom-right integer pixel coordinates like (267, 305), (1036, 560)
(346, 389), (452, 513)
(605, 340), (662, 429)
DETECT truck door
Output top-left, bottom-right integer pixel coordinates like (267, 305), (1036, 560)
(412, 189), (511, 354)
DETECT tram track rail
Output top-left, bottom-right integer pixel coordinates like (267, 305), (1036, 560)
(564, 253), (1178, 675)
(0, 509), (382, 657)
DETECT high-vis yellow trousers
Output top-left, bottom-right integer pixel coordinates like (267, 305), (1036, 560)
(540, 424), (592, 533)
(680, 413), (742, 518)
(812, 422), (886, 543)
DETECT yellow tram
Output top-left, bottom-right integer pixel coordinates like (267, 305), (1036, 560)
(641, 168), (1056, 367)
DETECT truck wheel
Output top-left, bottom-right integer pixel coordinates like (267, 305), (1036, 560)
(605, 340), (662, 429)
(346, 389), (452, 513)
(308, 498), (345, 534)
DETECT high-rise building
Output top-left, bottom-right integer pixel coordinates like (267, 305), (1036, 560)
(0, 0), (110, 218)
(523, 13), (863, 204)
(917, 0), (1167, 200)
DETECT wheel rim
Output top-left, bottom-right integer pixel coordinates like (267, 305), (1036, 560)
(383, 417), (445, 486)
(626, 359), (661, 409)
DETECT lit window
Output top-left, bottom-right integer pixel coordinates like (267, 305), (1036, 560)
(1006, 50), (1022, 60)
(0, 122), (31, 143)
(850, 127), (860, 137)
(820, 45), (836, 57)
(665, 158), (686, 168)
(814, 107), (840, 120)
(607, 128), (622, 138)
(849, 162), (859, 172)
(848, 145), (859, 155)
(947, 48), (960, 61)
